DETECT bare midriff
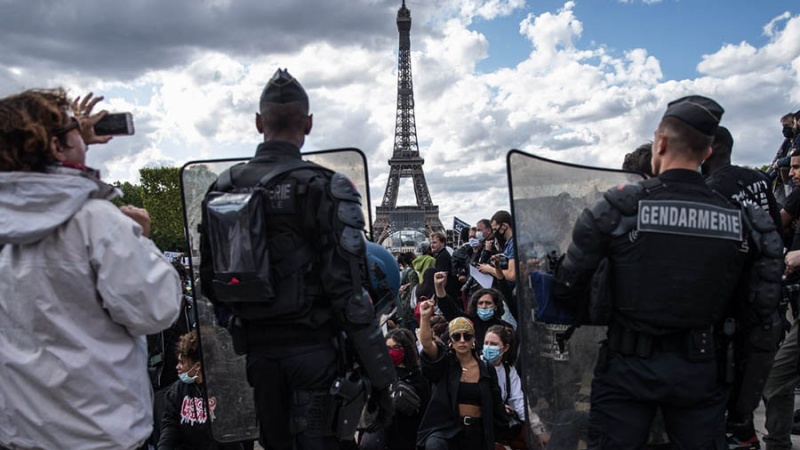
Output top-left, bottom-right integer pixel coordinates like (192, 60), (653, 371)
(459, 404), (482, 418)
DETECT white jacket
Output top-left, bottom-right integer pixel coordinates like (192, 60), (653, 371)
(0, 167), (182, 450)
(495, 362), (525, 421)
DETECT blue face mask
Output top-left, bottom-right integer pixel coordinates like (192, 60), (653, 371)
(179, 365), (199, 384)
(477, 307), (494, 321)
(482, 345), (501, 363)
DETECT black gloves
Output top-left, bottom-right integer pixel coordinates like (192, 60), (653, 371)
(365, 386), (394, 432)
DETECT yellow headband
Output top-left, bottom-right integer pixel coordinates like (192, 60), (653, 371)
(448, 317), (474, 336)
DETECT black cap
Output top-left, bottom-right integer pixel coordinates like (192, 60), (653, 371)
(260, 68), (308, 106)
(663, 95), (724, 137)
(713, 125), (734, 152)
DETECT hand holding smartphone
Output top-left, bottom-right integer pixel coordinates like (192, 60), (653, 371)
(94, 112), (135, 136)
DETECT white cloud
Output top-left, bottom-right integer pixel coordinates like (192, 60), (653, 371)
(765, 11), (792, 37)
(519, 1), (582, 59)
(470, 0), (527, 21)
(697, 12), (800, 78)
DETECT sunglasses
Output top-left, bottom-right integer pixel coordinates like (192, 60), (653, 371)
(450, 332), (474, 342)
(54, 111), (80, 137)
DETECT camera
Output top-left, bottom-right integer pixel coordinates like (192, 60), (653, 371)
(452, 243), (472, 278)
(782, 283), (800, 310)
(94, 112), (135, 136)
(494, 253), (509, 270)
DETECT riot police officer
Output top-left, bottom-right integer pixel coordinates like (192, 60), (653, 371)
(199, 69), (395, 450)
(552, 95), (783, 449)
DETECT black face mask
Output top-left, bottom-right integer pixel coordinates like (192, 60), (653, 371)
(493, 226), (506, 248)
(784, 126), (795, 139)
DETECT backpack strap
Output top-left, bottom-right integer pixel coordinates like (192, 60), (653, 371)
(503, 361), (511, 403)
(640, 177), (664, 192)
(216, 163), (242, 191)
(255, 159), (319, 188)
(216, 159), (318, 191)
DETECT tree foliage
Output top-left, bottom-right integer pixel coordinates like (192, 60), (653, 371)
(139, 167), (186, 252)
(111, 167), (186, 252)
(111, 181), (144, 208)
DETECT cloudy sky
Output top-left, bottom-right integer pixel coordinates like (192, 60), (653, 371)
(2, 0), (799, 229)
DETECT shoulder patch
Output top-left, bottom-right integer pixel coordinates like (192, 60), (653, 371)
(637, 200), (742, 241)
(604, 182), (644, 216)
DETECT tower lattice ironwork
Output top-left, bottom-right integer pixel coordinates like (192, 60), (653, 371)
(373, 0), (443, 244)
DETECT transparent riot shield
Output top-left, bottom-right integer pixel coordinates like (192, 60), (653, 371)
(179, 148), (372, 443)
(507, 150), (644, 449)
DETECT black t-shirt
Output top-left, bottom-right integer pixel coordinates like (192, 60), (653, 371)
(785, 187), (800, 249)
(706, 165), (782, 230)
(785, 186), (800, 218)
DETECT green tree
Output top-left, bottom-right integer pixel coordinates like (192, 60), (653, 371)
(111, 181), (144, 208)
(139, 167), (186, 252)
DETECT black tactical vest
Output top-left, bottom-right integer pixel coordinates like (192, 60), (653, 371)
(218, 160), (332, 326)
(608, 177), (749, 331)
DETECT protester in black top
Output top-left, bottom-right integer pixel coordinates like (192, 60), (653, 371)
(416, 302), (509, 450)
(159, 331), (244, 450)
(431, 231), (462, 303)
(779, 149), (800, 246)
(359, 328), (430, 450)
(768, 113), (795, 179)
(704, 125), (782, 231)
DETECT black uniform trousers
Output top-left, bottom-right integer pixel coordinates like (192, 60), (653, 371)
(246, 342), (340, 450)
(588, 349), (728, 450)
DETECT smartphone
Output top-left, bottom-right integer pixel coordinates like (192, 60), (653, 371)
(94, 112), (135, 136)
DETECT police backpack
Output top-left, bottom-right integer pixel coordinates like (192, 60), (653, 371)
(203, 159), (318, 306)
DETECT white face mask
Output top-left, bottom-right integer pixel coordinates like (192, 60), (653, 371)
(475, 231), (484, 240)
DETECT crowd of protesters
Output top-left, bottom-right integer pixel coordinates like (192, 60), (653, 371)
(385, 212), (548, 450)
(3, 83), (800, 450)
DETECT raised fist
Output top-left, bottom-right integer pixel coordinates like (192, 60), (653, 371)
(419, 299), (435, 320)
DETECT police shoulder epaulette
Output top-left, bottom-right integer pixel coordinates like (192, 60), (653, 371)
(216, 162), (247, 192)
(330, 172), (361, 203)
(604, 182), (645, 216)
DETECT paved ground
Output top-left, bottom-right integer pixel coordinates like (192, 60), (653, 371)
(249, 398), (799, 450)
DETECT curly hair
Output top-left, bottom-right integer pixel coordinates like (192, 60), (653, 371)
(486, 324), (516, 366)
(386, 328), (419, 368)
(0, 88), (72, 172)
(622, 143), (653, 177)
(176, 330), (200, 363)
(467, 288), (506, 318)
(397, 251), (415, 268)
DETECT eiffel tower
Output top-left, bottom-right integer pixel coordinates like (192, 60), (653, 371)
(373, 0), (444, 244)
